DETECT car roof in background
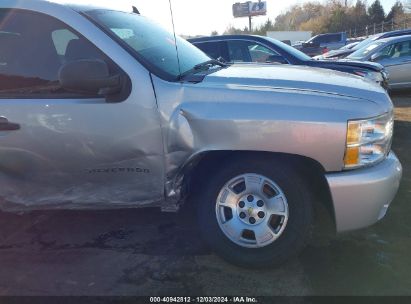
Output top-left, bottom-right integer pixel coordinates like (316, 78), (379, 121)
(188, 35), (270, 43)
(380, 28), (411, 38)
(377, 34), (411, 44)
(362, 29), (411, 41)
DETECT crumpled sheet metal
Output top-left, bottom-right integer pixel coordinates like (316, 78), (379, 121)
(151, 74), (355, 205)
(0, 97), (166, 211)
(0, 148), (164, 212)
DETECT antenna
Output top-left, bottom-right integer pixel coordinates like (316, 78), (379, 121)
(168, 0), (182, 78)
(132, 6), (140, 14)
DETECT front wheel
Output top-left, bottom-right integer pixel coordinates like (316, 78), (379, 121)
(197, 156), (313, 268)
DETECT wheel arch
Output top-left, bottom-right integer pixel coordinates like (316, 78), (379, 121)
(179, 150), (336, 232)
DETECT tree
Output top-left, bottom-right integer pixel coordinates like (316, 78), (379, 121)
(386, 1), (404, 22)
(353, 0), (367, 15)
(224, 25), (247, 35)
(222, 0), (407, 37)
(299, 15), (330, 34)
(344, 0), (369, 35)
(368, 0), (385, 24)
(328, 5), (350, 32)
(273, 3), (326, 31)
(211, 30), (219, 36)
(253, 19), (274, 36)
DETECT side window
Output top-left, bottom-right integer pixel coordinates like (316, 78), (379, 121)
(327, 34), (341, 43)
(390, 40), (411, 59)
(320, 35), (329, 43)
(374, 42), (411, 62)
(52, 29), (79, 57)
(247, 43), (279, 63)
(380, 45), (394, 57)
(227, 41), (250, 62)
(378, 44), (395, 61)
(195, 42), (222, 60)
(312, 35), (325, 44)
(334, 34), (341, 43)
(227, 40), (279, 63)
(0, 9), (123, 98)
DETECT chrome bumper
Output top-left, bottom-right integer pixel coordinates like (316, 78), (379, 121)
(326, 152), (402, 232)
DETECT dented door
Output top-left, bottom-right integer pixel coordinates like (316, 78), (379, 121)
(0, 9), (165, 210)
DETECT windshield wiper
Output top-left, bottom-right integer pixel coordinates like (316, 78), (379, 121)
(194, 59), (227, 70)
(180, 59), (228, 81)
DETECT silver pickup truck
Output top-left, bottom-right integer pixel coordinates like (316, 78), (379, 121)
(0, 1), (402, 267)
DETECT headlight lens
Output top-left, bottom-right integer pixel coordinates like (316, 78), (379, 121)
(344, 113), (393, 169)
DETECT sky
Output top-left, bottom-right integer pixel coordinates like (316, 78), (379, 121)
(67, 0), (406, 36)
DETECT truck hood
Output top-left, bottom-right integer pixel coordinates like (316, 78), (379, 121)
(313, 59), (384, 72)
(202, 64), (388, 104)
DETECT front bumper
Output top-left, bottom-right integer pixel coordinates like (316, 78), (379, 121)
(326, 152), (402, 232)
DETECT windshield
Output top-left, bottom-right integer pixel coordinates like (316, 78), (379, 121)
(342, 42), (357, 50)
(352, 35), (379, 51)
(347, 41), (385, 60)
(265, 37), (311, 61)
(85, 10), (210, 81)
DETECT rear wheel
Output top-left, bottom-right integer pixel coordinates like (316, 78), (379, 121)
(197, 156), (313, 268)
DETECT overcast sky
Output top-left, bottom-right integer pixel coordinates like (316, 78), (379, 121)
(68, 0), (405, 36)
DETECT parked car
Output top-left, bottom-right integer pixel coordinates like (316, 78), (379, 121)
(0, 1), (402, 268)
(291, 41), (327, 57)
(293, 32), (347, 56)
(317, 29), (411, 60)
(344, 35), (411, 90)
(188, 35), (388, 88)
(312, 41), (360, 60)
(342, 41), (360, 50)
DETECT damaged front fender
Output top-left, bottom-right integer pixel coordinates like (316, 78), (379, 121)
(151, 75), (359, 208)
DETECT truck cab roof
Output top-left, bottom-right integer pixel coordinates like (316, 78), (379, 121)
(0, 0), (134, 14)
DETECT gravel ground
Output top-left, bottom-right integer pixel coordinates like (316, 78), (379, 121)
(0, 93), (409, 296)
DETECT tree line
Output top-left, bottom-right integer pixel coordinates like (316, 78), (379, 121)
(218, 0), (410, 36)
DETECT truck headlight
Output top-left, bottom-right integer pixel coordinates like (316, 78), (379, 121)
(344, 113), (393, 169)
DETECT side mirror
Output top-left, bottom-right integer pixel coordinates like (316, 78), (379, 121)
(59, 59), (122, 96)
(216, 56), (227, 63)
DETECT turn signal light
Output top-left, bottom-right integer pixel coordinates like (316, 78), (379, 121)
(344, 147), (360, 166)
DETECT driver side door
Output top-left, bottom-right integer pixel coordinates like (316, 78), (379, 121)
(0, 9), (165, 209)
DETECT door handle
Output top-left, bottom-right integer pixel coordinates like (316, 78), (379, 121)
(0, 116), (20, 131)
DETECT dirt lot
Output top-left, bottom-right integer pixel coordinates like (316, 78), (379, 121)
(0, 93), (409, 296)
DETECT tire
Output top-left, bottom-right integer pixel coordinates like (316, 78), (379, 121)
(196, 154), (313, 268)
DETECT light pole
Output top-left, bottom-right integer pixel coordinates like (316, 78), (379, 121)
(249, 16), (252, 32)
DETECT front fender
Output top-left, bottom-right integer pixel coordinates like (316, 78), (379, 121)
(151, 75), (381, 201)
(166, 101), (346, 177)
